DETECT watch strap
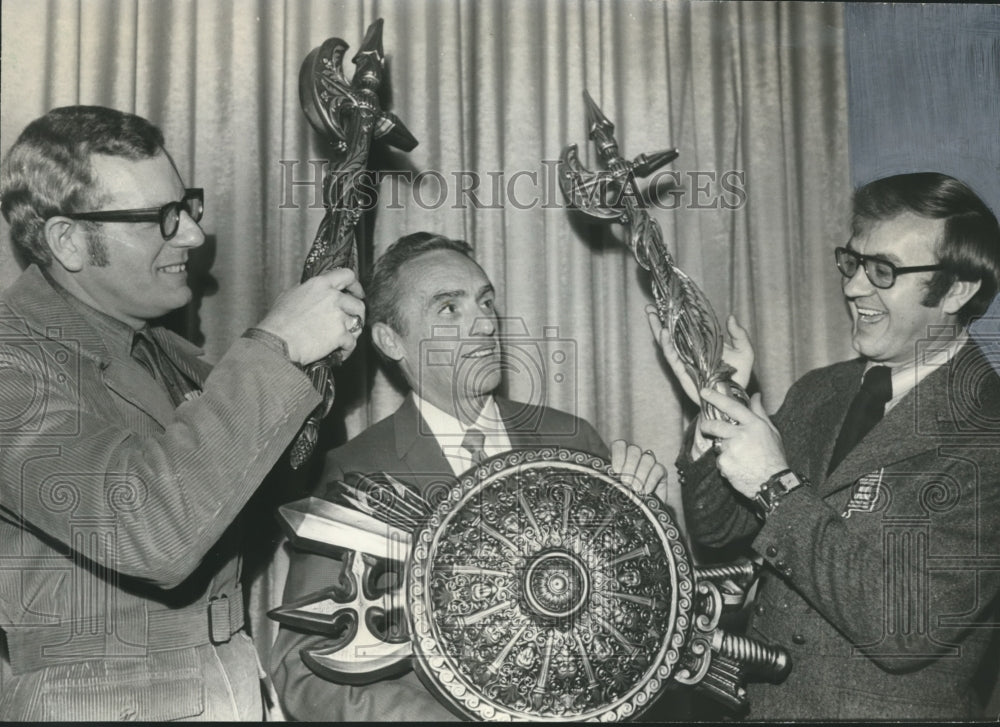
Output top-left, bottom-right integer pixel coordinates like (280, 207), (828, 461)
(753, 469), (806, 519)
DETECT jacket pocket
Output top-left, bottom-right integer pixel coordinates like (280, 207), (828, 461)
(37, 651), (205, 721)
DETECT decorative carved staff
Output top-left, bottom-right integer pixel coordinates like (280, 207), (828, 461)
(558, 94), (789, 710)
(289, 18), (418, 469)
(559, 91), (748, 422)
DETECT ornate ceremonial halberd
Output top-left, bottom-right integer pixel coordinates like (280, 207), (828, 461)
(289, 19), (418, 469)
(559, 92), (749, 421)
(272, 49), (788, 720)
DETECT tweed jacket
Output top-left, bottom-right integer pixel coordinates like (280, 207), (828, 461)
(271, 393), (609, 721)
(680, 343), (1000, 720)
(0, 265), (321, 720)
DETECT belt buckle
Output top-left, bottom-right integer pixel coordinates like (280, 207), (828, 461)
(208, 595), (232, 645)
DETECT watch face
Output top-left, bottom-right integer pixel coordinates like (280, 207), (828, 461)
(775, 471), (803, 491)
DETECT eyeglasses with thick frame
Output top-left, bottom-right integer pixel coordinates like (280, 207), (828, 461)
(62, 188), (204, 241)
(834, 246), (943, 289)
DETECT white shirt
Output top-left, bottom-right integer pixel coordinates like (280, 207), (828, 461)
(871, 332), (968, 414)
(412, 394), (512, 475)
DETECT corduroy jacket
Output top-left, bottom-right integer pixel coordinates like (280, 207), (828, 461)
(0, 265), (320, 720)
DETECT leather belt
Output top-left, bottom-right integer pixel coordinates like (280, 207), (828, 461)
(4, 585), (245, 676)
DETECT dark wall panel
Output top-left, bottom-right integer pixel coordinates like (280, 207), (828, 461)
(845, 4), (1000, 215)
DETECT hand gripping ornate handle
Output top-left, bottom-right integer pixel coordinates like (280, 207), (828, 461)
(558, 91), (748, 421)
(289, 19), (418, 469)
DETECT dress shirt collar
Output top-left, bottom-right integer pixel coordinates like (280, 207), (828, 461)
(412, 393), (512, 475)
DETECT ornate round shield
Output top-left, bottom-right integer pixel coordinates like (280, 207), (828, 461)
(408, 448), (694, 721)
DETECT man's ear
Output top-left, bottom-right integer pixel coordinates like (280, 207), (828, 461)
(942, 278), (982, 316)
(371, 321), (405, 362)
(44, 217), (85, 272)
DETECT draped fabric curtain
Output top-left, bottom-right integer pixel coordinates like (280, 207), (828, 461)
(0, 0), (851, 667)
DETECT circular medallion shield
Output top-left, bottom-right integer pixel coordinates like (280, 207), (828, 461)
(407, 448), (693, 721)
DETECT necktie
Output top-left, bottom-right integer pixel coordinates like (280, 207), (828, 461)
(827, 365), (892, 475)
(462, 427), (488, 465)
(131, 329), (167, 384)
(131, 329), (201, 407)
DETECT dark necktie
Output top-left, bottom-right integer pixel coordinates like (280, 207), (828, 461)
(827, 365), (893, 475)
(131, 329), (201, 407)
(462, 427), (488, 465)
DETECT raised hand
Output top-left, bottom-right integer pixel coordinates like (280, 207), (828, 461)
(698, 389), (789, 499)
(257, 268), (366, 365)
(646, 305), (755, 404)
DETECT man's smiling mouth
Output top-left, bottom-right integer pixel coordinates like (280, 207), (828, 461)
(463, 343), (497, 358)
(855, 305), (886, 323)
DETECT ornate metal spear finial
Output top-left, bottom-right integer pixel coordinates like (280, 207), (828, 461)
(559, 91), (748, 421)
(557, 93), (791, 711)
(289, 19), (418, 469)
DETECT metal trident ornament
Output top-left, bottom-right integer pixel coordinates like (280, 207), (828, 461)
(289, 19), (418, 469)
(559, 92), (749, 421)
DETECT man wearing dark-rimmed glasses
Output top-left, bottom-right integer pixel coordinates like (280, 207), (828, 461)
(650, 172), (1000, 719)
(0, 105), (366, 720)
(62, 187), (205, 242)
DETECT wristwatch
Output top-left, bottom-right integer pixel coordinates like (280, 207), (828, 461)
(753, 469), (807, 519)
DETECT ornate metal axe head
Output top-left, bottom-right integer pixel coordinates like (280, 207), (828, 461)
(289, 18), (417, 470)
(558, 91), (749, 424)
(559, 92), (678, 223)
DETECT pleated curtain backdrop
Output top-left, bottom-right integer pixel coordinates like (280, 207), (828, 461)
(0, 0), (852, 666)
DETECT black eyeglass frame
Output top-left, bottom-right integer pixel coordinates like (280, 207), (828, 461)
(834, 246), (943, 289)
(62, 188), (204, 241)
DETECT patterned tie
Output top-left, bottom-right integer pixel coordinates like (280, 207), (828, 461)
(827, 365), (893, 475)
(462, 427), (488, 465)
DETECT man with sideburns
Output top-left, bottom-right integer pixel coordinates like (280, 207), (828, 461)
(0, 105), (365, 720)
(653, 173), (1000, 720)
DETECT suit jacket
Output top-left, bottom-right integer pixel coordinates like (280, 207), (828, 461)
(680, 343), (1000, 719)
(0, 265), (321, 720)
(271, 394), (609, 721)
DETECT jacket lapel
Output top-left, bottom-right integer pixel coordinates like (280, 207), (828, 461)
(150, 327), (211, 387)
(393, 395), (458, 493)
(819, 346), (976, 496)
(102, 359), (176, 427)
(103, 329), (208, 429)
(799, 363), (863, 486)
(497, 396), (541, 448)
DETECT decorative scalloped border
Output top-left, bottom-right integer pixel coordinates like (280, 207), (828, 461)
(407, 447), (694, 721)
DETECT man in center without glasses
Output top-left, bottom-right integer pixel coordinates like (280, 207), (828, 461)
(271, 231), (668, 720)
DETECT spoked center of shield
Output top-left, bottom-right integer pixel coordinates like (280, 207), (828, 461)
(523, 549), (590, 621)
